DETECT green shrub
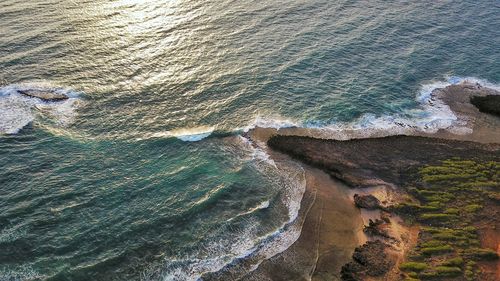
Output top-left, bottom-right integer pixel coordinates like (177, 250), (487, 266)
(421, 227), (443, 233)
(393, 203), (421, 215)
(421, 240), (447, 248)
(466, 261), (476, 267)
(416, 190), (439, 196)
(400, 262), (428, 272)
(408, 271), (419, 278)
(444, 208), (459, 215)
(419, 271), (438, 279)
(420, 213), (455, 221)
(464, 204), (482, 213)
(465, 269), (474, 280)
(421, 245), (453, 255)
(424, 195), (452, 203)
(435, 266), (462, 276)
(442, 257), (463, 266)
(419, 205), (441, 211)
(463, 226), (476, 232)
(432, 232), (464, 241)
(466, 239), (481, 247)
(465, 248), (499, 260)
(426, 201), (442, 208)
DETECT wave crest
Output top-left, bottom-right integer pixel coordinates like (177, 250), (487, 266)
(141, 126), (215, 142)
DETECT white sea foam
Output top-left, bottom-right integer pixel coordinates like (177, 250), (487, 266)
(242, 116), (300, 132)
(227, 199), (271, 222)
(0, 265), (44, 281)
(144, 126), (215, 142)
(0, 224), (27, 243)
(0, 83), (82, 134)
(237, 135), (305, 224)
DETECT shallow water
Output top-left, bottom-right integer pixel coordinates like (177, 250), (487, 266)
(1, 0), (499, 280)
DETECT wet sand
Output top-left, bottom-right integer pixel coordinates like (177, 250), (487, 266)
(240, 167), (365, 281)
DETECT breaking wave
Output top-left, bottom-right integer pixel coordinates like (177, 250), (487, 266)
(139, 126), (215, 142)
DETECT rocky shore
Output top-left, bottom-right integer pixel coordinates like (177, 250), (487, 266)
(17, 89), (69, 102)
(242, 82), (500, 281)
(268, 134), (499, 281)
(470, 95), (500, 117)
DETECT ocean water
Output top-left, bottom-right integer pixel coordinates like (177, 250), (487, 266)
(0, 0), (499, 280)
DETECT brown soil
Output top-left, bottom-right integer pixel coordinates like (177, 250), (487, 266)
(475, 199), (500, 281)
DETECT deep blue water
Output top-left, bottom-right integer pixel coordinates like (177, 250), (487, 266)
(1, 0), (499, 280)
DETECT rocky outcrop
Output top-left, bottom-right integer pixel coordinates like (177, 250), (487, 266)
(17, 89), (69, 102)
(363, 218), (393, 240)
(470, 95), (500, 117)
(267, 135), (500, 189)
(353, 194), (381, 209)
(340, 240), (395, 281)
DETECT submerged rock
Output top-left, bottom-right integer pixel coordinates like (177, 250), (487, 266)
(354, 194), (381, 210)
(470, 95), (500, 117)
(17, 89), (69, 102)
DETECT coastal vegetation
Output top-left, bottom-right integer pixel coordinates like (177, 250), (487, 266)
(395, 159), (499, 280)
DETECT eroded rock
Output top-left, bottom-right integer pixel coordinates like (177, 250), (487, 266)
(17, 89), (69, 102)
(470, 95), (500, 117)
(354, 194), (381, 210)
(341, 240), (395, 280)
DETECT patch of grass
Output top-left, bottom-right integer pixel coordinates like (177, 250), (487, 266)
(442, 257), (463, 266)
(444, 208), (459, 215)
(400, 262), (428, 272)
(465, 269), (474, 281)
(465, 248), (499, 260)
(466, 261), (476, 267)
(399, 159), (500, 280)
(434, 266), (462, 277)
(421, 245), (453, 255)
(463, 226), (476, 232)
(463, 204), (482, 213)
(419, 213), (456, 222)
(408, 271), (419, 278)
(420, 240), (447, 248)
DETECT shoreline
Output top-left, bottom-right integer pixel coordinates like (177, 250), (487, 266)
(239, 82), (500, 280)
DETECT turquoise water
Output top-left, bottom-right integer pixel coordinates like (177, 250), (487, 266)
(1, 0), (499, 280)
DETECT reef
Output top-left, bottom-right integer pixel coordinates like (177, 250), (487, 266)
(17, 89), (69, 102)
